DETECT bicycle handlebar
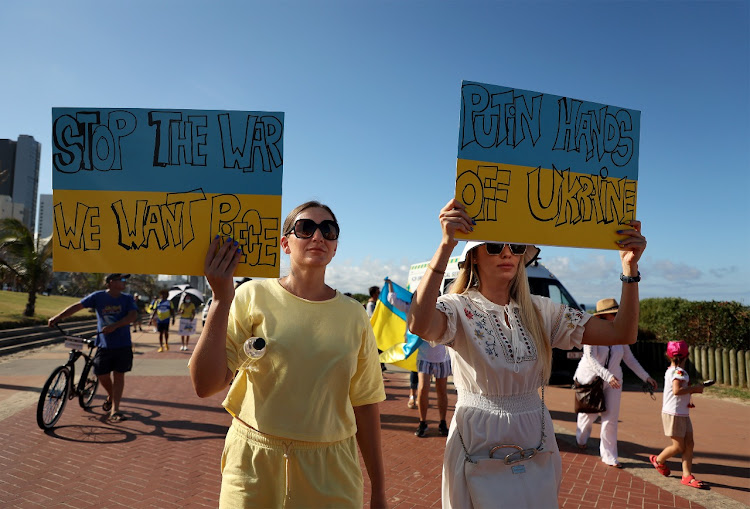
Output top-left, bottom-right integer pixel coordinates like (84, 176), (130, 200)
(55, 324), (100, 347)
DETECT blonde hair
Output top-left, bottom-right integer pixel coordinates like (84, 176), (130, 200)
(452, 246), (552, 381)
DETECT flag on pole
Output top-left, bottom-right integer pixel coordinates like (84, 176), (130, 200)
(370, 279), (422, 371)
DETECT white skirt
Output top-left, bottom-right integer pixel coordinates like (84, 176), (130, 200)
(442, 390), (561, 509)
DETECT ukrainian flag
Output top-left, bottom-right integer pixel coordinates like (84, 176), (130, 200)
(370, 280), (422, 372)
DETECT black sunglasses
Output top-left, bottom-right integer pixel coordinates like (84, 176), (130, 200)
(286, 219), (340, 241)
(485, 243), (527, 256)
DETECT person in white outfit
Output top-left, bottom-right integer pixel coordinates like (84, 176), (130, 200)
(574, 298), (657, 468)
(408, 199), (648, 509)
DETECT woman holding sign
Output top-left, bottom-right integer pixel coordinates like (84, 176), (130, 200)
(190, 201), (387, 509)
(407, 198), (646, 508)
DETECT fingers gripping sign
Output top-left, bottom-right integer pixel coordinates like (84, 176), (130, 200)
(616, 220), (647, 266)
(440, 199), (475, 247)
(205, 235), (242, 300)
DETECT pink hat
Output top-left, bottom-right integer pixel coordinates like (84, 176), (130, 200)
(666, 340), (689, 358)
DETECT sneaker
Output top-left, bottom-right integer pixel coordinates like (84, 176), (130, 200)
(157, 346), (164, 353)
(415, 421), (428, 438)
(407, 397), (417, 409)
(438, 420), (449, 436)
(165, 344), (169, 351)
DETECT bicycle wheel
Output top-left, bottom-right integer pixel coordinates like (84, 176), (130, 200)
(37, 366), (71, 430)
(78, 362), (99, 409)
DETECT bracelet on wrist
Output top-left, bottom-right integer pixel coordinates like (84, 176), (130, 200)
(620, 271), (641, 283)
(428, 264), (445, 276)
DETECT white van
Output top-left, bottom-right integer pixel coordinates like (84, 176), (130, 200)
(407, 256), (585, 381)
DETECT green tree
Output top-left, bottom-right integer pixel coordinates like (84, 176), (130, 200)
(0, 218), (53, 316)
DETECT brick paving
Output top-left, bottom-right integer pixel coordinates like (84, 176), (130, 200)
(0, 330), (747, 508)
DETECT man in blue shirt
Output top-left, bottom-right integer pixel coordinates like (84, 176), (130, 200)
(49, 273), (137, 422)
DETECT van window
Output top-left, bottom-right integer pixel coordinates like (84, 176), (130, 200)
(529, 277), (579, 308)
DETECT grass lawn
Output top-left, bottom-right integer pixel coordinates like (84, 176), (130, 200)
(0, 290), (95, 329)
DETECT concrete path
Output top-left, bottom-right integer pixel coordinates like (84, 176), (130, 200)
(0, 328), (747, 508)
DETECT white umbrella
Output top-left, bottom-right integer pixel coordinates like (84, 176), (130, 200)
(167, 284), (204, 307)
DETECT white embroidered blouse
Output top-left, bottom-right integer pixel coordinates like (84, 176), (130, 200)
(433, 289), (590, 396)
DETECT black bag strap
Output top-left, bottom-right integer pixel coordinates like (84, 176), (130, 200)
(604, 347), (610, 369)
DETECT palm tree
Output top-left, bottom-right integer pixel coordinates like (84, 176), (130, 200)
(0, 218), (53, 316)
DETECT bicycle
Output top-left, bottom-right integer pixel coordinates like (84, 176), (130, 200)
(36, 324), (101, 430)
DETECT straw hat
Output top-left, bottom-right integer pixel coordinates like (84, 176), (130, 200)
(593, 298), (619, 316)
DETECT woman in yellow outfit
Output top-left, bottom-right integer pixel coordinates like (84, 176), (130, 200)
(190, 201), (387, 509)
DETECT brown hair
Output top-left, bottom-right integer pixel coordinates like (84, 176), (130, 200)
(282, 201), (338, 236)
(450, 245), (552, 381)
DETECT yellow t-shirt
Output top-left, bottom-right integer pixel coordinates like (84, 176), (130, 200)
(222, 279), (386, 442)
(179, 301), (196, 319)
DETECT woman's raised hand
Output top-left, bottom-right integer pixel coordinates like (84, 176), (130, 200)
(616, 220), (646, 269)
(204, 235), (242, 301)
(439, 199), (474, 248)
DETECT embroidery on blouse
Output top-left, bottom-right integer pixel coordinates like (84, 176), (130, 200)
(550, 304), (586, 345)
(456, 298), (500, 358)
(436, 300), (456, 348)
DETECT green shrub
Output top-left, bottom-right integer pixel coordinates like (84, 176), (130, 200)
(639, 298), (749, 350)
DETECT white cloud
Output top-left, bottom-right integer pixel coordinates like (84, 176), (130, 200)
(649, 260), (702, 281)
(279, 255), (411, 295)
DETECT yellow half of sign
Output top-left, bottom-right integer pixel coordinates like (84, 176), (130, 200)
(52, 189), (282, 277)
(454, 158), (638, 250)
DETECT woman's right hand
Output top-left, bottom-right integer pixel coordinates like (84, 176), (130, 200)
(439, 199), (474, 248)
(204, 235), (242, 302)
(608, 376), (621, 389)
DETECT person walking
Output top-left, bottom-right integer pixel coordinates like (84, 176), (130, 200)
(151, 289), (174, 352)
(132, 292), (145, 332)
(190, 201), (387, 508)
(48, 273), (137, 422)
(385, 279), (452, 437)
(408, 198), (647, 508)
(177, 294), (197, 351)
(574, 298), (657, 467)
(649, 340), (709, 489)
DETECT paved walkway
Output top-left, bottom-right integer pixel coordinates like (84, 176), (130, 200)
(0, 328), (747, 508)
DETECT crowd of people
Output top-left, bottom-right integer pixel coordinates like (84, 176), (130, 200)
(46, 197), (715, 507)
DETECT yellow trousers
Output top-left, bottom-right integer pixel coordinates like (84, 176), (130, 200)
(220, 419), (363, 508)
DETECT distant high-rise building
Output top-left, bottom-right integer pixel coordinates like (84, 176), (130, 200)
(0, 135), (41, 232)
(37, 193), (53, 243)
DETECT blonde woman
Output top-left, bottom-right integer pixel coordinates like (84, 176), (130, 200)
(408, 199), (646, 508)
(190, 201), (387, 508)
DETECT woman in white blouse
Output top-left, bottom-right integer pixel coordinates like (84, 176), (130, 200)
(574, 298), (657, 467)
(408, 199), (647, 509)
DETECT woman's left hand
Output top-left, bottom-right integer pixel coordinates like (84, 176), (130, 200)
(646, 377), (657, 390)
(616, 220), (646, 268)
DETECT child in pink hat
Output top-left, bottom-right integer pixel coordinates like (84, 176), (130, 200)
(649, 340), (709, 489)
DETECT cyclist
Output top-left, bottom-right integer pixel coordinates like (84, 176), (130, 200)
(48, 273), (137, 423)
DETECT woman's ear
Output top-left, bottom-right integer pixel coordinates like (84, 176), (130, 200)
(280, 235), (292, 255)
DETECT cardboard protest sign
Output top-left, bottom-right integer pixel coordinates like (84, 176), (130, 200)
(455, 81), (640, 249)
(179, 318), (197, 336)
(51, 108), (283, 277)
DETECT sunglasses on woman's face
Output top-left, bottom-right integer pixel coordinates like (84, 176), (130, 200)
(485, 243), (527, 256)
(286, 219), (340, 241)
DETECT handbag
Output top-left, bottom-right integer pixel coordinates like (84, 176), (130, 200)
(573, 348), (610, 414)
(457, 380), (558, 508)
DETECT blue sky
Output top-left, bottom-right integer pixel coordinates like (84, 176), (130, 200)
(1, 1), (748, 305)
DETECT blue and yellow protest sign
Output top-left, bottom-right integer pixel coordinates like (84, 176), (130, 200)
(51, 108), (283, 277)
(455, 81), (640, 249)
